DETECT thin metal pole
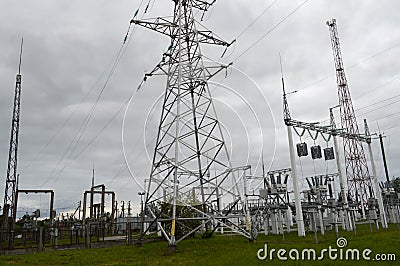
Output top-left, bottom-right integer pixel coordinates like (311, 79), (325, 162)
(332, 134), (351, 231)
(379, 134), (390, 185)
(331, 106), (352, 231)
(365, 120), (387, 228)
(367, 140), (388, 228)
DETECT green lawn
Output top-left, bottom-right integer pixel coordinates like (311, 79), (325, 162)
(0, 224), (399, 265)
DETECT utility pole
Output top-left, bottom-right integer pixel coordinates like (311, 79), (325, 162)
(2, 38), (24, 247)
(379, 134), (390, 185)
(136, 192), (145, 247)
(281, 59), (305, 237)
(327, 19), (373, 217)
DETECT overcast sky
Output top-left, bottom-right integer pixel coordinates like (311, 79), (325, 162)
(0, 0), (399, 218)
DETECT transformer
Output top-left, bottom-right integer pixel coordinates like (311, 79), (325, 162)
(296, 143), (308, 157)
(323, 147), (335, 160)
(311, 145), (322, 159)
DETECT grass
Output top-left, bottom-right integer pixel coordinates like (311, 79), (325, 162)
(0, 224), (399, 265)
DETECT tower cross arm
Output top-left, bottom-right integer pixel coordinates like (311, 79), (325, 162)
(203, 62), (232, 80)
(196, 30), (233, 47)
(190, 0), (217, 11)
(142, 60), (170, 80)
(144, 58), (232, 81)
(142, 48), (179, 79)
(289, 119), (370, 143)
(131, 17), (177, 37)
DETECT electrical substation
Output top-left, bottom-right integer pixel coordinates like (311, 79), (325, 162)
(1, 0), (400, 255)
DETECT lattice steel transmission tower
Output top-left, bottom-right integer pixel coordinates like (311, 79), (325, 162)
(132, 0), (250, 249)
(326, 19), (374, 214)
(2, 39), (23, 246)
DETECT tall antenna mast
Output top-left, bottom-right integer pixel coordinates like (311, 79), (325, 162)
(326, 19), (373, 216)
(2, 38), (24, 247)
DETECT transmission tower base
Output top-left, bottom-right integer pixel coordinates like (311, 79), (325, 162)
(168, 244), (177, 254)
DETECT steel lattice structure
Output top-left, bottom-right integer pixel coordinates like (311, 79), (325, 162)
(132, 0), (250, 249)
(2, 40), (23, 246)
(326, 19), (374, 212)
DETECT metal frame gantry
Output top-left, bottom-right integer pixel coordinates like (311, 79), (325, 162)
(82, 184), (116, 223)
(15, 189), (55, 225)
(284, 98), (387, 232)
(247, 168), (292, 239)
(282, 63), (387, 236)
(82, 184), (116, 235)
(302, 174), (341, 236)
(261, 169), (292, 237)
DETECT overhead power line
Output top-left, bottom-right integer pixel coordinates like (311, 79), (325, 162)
(371, 110), (400, 122)
(40, 1), (149, 186)
(296, 42), (400, 92)
(233, 0), (311, 62)
(357, 98), (400, 118)
(319, 85), (400, 126)
(235, 0), (279, 40)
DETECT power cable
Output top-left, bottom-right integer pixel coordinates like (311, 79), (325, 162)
(357, 98), (400, 118)
(357, 92), (400, 112)
(49, 20), (151, 185)
(41, 2), (148, 186)
(233, 0), (311, 62)
(41, 44), (126, 186)
(319, 88), (400, 125)
(21, 21), (142, 176)
(48, 94), (133, 186)
(236, 0), (279, 40)
(351, 98), (400, 130)
(296, 42), (400, 93)
(371, 110), (400, 123)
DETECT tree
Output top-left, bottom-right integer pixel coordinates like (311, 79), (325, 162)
(392, 177), (400, 193)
